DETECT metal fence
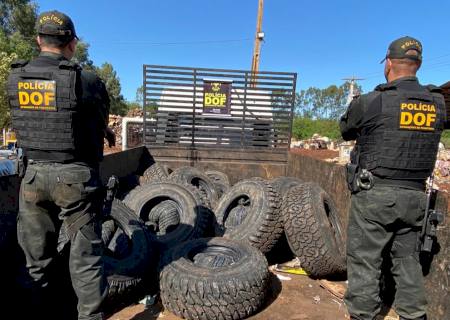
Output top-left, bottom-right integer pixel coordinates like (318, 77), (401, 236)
(143, 65), (297, 152)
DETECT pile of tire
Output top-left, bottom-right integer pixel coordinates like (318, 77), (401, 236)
(101, 199), (159, 307)
(117, 163), (346, 319)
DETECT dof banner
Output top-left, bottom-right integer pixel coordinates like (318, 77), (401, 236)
(202, 80), (232, 115)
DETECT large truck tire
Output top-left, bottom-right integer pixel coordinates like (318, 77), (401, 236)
(214, 178), (282, 254)
(160, 237), (270, 320)
(269, 176), (303, 199)
(103, 199), (158, 299)
(281, 182), (346, 278)
(101, 219), (116, 246)
(140, 163), (172, 184)
(205, 170), (231, 199)
(264, 176), (304, 263)
(169, 166), (220, 209)
(123, 182), (210, 249)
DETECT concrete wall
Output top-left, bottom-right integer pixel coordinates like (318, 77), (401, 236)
(287, 152), (450, 320)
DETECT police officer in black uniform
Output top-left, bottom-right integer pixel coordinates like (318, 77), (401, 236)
(7, 10), (114, 320)
(340, 36), (446, 320)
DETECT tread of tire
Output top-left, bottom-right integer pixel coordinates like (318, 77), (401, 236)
(140, 163), (169, 184)
(160, 239), (269, 320)
(217, 178), (282, 254)
(168, 167), (219, 209)
(123, 183), (211, 246)
(104, 200), (156, 298)
(282, 183), (346, 277)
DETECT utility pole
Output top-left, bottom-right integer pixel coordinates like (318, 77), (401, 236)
(342, 76), (364, 105)
(250, 0), (264, 87)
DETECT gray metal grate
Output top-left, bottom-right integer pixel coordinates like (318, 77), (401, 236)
(143, 65), (297, 152)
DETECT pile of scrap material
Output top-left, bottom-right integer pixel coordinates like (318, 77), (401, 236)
(434, 145), (450, 187)
(105, 115), (123, 149)
(290, 134), (337, 150)
(104, 109), (144, 150)
(126, 107), (144, 118)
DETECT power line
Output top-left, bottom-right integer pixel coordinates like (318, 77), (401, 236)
(87, 38), (252, 46)
(360, 52), (450, 79)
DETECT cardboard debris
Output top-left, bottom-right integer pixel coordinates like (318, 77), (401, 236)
(374, 306), (399, 320)
(126, 108), (144, 118)
(275, 274), (291, 281)
(319, 280), (346, 300)
(291, 134), (334, 151)
(105, 114), (123, 148)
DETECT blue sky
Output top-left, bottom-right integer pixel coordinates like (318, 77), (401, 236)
(35, 0), (450, 102)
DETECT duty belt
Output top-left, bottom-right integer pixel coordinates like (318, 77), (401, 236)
(372, 176), (425, 191)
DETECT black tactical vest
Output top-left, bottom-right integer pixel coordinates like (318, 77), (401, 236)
(356, 83), (445, 180)
(7, 60), (81, 162)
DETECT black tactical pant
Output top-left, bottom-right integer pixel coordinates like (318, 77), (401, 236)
(344, 185), (427, 320)
(17, 162), (108, 320)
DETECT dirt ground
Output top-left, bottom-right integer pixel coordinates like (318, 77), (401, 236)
(108, 271), (351, 320)
(289, 148), (339, 161)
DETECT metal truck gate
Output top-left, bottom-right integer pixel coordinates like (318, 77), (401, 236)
(143, 65), (297, 153)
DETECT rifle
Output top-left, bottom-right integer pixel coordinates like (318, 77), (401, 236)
(419, 174), (444, 253)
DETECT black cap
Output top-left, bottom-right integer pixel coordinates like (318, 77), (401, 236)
(380, 36), (422, 63)
(36, 10), (78, 39)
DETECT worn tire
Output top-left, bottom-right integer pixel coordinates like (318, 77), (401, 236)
(281, 182), (346, 278)
(214, 178), (282, 254)
(123, 182), (210, 249)
(140, 163), (172, 184)
(101, 219), (117, 246)
(160, 237), (270, 320)
(147, 200), (180, 235)
(103, 199), (158, 298)
(269, 176), (303, 199)
(169, 166), (220, 209)
(205, 170), (231, 199)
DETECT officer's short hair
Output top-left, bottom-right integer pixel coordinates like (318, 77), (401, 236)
(39, 34), (73, 49)
(392, 50), (421, 66)
(391, 49), (421, 74)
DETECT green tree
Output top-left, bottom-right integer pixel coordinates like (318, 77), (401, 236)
(73, 40), (95, 72)
(0, 51), (17, 127)
(291, 116), (341, 140)
(135, 85), (143, 105)
(295, 81), (362, 120)
(96, 62), (128, 116)
(1, 0), (37, 39)
(0, 0), (37, 127)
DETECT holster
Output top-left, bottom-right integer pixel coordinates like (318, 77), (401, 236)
(15, 153), (26, 178)
(57, 210), (95, 253)
(346, 163), (361, 193)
